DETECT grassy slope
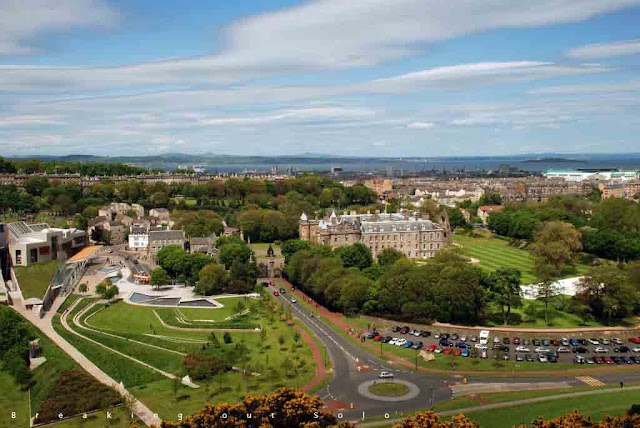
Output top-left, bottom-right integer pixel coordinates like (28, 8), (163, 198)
(453, 234), (589, 284)
(466, 389), (640, 428)
(14, 260), (61, 300)
(0, 372), (30, 428)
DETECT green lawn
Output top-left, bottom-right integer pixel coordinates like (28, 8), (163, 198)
(14, 260), (61, 300)
(369, 382), (410, 397)
(48, 407), (133, 428)
(453, 234), (589, 285)
(57, 293), (81, 313)
(55, 297), (318, 422)
(0, 372), (30, 428)
(250, 243), (284, 259)
(463, 389), (640, 427)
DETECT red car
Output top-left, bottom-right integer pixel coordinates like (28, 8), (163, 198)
(442, 347), (453, 355)
(513, 337), (520, 345)
(454, 348), (462, 356)
(427, 343), (437, 352)
(629, 337), (640, 344)
(604, 357), (615, 364)
(373, 335), (384, 342)
(273, 291), (279, 296)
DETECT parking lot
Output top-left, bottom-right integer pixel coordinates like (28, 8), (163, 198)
(365, 325), (640, 366)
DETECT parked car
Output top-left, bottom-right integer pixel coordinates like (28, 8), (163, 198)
(601, 338), (611, 345)
(389, 338), (399, 345)
(538, 354), (548, 363)
(493, 336), (501, 344)
(569, 339), (579, 346)
(382, 336), (392, 343)
(524, 354), (535, 362)
(573, 347), (589, 354)
(456, 342), (470, 349)
(454, 348), (462, 356)
(480, 350), (488, 359)
(586, 357), (596, 364)
(551, 339), (560, 346)
(366, 331), (379, 339)
(440, 338), (453, 347)
(373, 335), (384, 342)
(474, 343), (487, 350)
(290, 297), (297, 303)
(379, 371), (394, 379)
(451, 332), (459, 340)
(588, 339), (600, 345)
(503, 353), (510, 361)
(615, 346), (630, 353)
(548, 354), (558, 363)
(578, 339), (588, 346)
(395, 339), (407, 346)
(516, 346), (530, 353)
(470, 336), (477, 342)
(533, 339), (541, 346)
(412, 342), (423, 350)
(629, 337), (640, 344)
(557, 346), (570, 353)
(392, 326), (401, 332)
(427, 343), (437, 352)
(561, 338), (570, 346)
(434, 332), (441, 339)
(534, 347), (550, 354)
(513, 337), (520, 345)
(459, 335), (467, 342)
(461, 349), (469, 357)
(574, 355), (586, 364)
(542, 339), (550, 346)
(273, 291), (279, 296)
(441, 333), (450, 340)
(420, 330), (431, 337)
(523, 339), (531, 346)
(612, 338), (623, 345)
(403, 341), (414, 348)
(503, 338), (510, 344)
(443, 347), (453, 355)
(632, 346), (640, 352)
(516, 354), (524, 362)
(400, 326), (410, 334)
(594, 347), (609, 353)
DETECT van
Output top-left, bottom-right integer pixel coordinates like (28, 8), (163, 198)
(479, 330), (490, 345)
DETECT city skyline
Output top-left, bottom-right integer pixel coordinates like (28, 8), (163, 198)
(1, 0), (639, 157)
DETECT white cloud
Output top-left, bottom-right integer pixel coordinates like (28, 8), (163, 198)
(407, 121), (435, 129)
(198, 107), (374, 126)
(0, 0), (117, 55)
(566, 39), (640, 59)
(367, 62), (611, 92)
(0, 115), (64, 126)
(0, 0), (636, 91)
(530, 80), (640, 94)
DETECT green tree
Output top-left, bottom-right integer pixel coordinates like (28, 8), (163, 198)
(488, 268), (522, 325)
(150, 267), (171, 291)
(156, 245), (188, 278)
(577, 264), (637, 324)
(338, 242), (372, 270)
(377, 248), (405, 267)
(195, 263), (228, 296)
(531, 221), (582, 324)
(219, 243), (252, 269)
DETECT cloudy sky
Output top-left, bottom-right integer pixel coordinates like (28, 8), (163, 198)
(1, 0), (640, 157)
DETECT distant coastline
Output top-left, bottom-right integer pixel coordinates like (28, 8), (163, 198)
(522, 157), (588, 164)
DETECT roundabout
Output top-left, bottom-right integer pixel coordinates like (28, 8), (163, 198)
(357, 379), (421, 402)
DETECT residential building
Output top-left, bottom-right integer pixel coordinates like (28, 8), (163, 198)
(128, 224), (149, 249)
(98, 202), (144, 220)
(149, 208), (171, 224)
(7, 222), (87, 267)
(299, 209), (450, 260)
(189, 236), (217, 254)
(364, 178), (393, 196)
(148, 229), (186, 260)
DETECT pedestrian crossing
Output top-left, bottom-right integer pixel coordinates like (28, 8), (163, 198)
(576, 376), (606, 387)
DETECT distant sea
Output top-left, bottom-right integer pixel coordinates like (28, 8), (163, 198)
(204, 153), (640, 174)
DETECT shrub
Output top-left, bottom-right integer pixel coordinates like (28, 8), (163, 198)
(223, 332), (232, 344)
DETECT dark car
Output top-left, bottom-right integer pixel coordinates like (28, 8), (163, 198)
(366, 331), (379, 339)
(451, 333), (459, 340)
(516, 354), (524, 362)
(513, 337), (520, 345)
(542, 339), (550, 346)
(392, 326), (401, 332)
(533, 339), (541, 346)
(551, 339), (560, 346)
(440, 338), (453, 347)
(441, 333), (450, 340)
(578, 339), (588, 346)
(412, 342), (423, 350)
(525, 354), (535, 362)
(548, 354), (558, 363)
(573, 347), (589, 353)
(503, 338), (510, 344)
(420, 330), (431, 337)
(400, 326), (410, 334)
(381, 336), (392, 343)
(456, 342), (470, 349)
(615, 346), (630, 353)
(569, 339), (579, 346)
(621, 357), (633, 364)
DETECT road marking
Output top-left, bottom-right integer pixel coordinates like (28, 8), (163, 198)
(576, 376), (606, 387)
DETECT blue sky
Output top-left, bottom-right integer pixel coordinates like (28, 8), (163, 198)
(1, 0), (639, 157)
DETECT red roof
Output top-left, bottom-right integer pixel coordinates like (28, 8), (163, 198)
(478, 205), (504, 212)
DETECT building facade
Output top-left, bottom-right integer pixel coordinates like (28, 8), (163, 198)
(148, 229), (186, 260)
(7, 222), (87, 267)
(299, 210), (450, 260)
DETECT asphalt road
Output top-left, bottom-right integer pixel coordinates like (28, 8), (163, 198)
(270, 284), (640, 423)
(272, 286), (453, 421)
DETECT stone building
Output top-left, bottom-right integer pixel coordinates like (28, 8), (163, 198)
(148, 229), (186, 260)
(299, 209), (450, 260)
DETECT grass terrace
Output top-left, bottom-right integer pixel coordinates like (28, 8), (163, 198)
(0, 372), (29, 428)
(14, 260), (61, 300)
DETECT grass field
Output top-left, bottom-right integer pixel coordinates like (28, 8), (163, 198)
(55, 297), (318, 422)
(464, 388), (640, 427)
(49, 407), (133, 428)
(14, 260), (61, 300)
(453, 233), (590, 285)
(57, 293), (81, 313)
(0, 372), (30, 428)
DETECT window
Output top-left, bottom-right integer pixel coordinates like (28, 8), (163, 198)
(15, 249), (21, 264)
(30, 248), (38, 263)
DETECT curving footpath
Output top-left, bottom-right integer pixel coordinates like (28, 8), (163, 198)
(62, 299), (195, 386)
(11, 297), (162, 427)
(152, 310), (261, 333)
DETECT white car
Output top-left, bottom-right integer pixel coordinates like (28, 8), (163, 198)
(557, 346), (571, 353)
(493, 336), (501, 344)
(474, 343), (487, 350)
(594, 347), (609, 353)
(379, 371), (394, 379)
(601, 338), (611, 345)
(633, 347), (640, 353)
(538, 354), (548, 363)
(395, 339), (407, 346)
(516, 346), (530, 353)
(561, 338), (570, 346)
(588, 339), (599, 345)
(534, 347), (549, 354)
(460, 336), (467, 342)
(389, 338), (399, 345)
(290, 298), (297, 303)
(612, 338), (623, 345)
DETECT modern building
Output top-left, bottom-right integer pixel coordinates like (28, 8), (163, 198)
(299, 209), (450, 260)
(544, 169), (639, 182)
(7, 222), (87, 267)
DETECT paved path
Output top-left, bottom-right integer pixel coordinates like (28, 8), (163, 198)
(152, 310), (261, 332)
(295, 322), (329, 392)
(11, 296), (162, 427)
(358, 385), (640, 427)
